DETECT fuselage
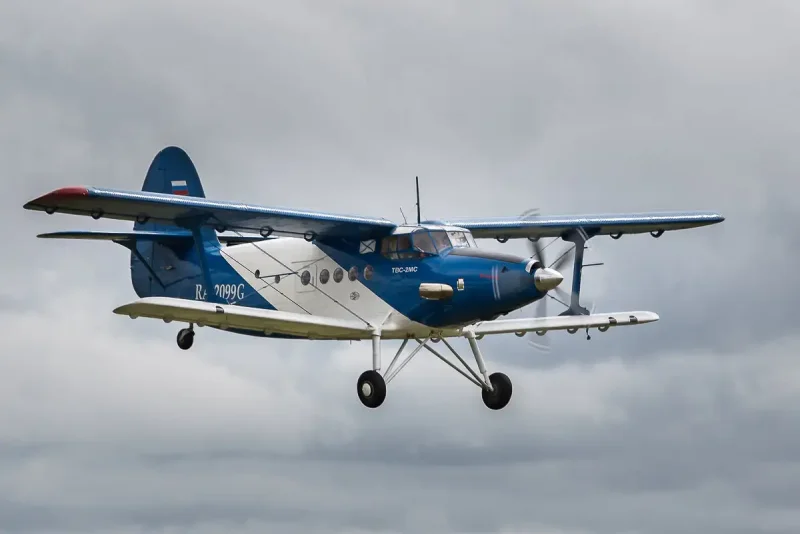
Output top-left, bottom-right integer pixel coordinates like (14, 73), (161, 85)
(131, 225), (549, 338)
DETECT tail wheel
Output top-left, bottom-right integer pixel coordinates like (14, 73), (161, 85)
(177, 328), (194, 350)
(357, 370), (386, 408)
(482, 372), (512, 410)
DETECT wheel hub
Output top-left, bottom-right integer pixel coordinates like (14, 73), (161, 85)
(361, 382), (373, 397)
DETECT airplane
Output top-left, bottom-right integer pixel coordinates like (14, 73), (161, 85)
(23, 146), (724, 410)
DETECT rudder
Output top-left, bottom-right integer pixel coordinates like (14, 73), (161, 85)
(131, 146), (219, 298)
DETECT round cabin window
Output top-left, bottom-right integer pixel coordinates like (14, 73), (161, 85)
(364, 265), (374, 280)
(348, 266), (358, 281)
(333, 268), (344, 283)
(319, 268), (330, 284)
(300, 270), (311, 285)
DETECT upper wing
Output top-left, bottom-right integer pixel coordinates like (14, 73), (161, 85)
(113, 297), (373, 340)
(468, 310), (659, 337)
(434, 211), (724, 240)
(24, 187), (397, 240)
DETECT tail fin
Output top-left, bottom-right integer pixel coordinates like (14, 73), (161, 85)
(135, 145), (207, 203)
(131, 147), (220, 298)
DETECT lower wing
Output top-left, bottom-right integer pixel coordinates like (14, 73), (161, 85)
(113, 297), (656, 340)
(467, 311), (659, 337)
(114, 297), (373, 340)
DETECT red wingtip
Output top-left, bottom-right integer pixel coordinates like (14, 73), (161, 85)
(24, 186), (90, 210)
(49, 186), (90, 198)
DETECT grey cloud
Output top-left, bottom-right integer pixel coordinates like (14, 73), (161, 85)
(3, 1), (800, 533)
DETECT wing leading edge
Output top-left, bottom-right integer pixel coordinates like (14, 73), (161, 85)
(24, 186), (397, 240)
(433, 211), (724, 240)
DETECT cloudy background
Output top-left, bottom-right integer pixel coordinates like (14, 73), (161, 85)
(2, 1), (799, 532)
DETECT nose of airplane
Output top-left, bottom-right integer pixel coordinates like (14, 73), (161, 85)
(533, 267), (564, 291)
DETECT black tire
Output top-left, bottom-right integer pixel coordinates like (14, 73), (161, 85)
(357, 370), (386, 408)
(177, 328), (194, 350)
(481, 372), (512, 410)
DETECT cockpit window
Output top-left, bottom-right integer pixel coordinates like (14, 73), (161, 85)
(429, 230), (452, 252)
(381, 230), (442, 260)
(412, 230), (437, 255)
(380, 229), (467, 259)
(396, 234), (420, 259)
(447, 231), (470, 248)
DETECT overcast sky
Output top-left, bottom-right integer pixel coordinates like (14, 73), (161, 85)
(2, 1), (800, 533)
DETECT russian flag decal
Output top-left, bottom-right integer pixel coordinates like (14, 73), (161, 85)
(171, 180), (189, 196)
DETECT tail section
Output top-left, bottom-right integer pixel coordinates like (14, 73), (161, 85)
(131, 147), (221, 298)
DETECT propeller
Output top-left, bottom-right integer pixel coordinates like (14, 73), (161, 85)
(518, 209), (598, 352)
(520, 208), (576, 282)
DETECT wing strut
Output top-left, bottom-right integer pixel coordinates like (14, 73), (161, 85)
(560, 227), (591, 316)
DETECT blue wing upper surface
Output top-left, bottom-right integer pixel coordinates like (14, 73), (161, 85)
(24, 186), (397, 240)
(24, 186), (723, 242)
(430, 211), (724, 239)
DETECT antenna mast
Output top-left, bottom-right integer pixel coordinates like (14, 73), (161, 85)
(415, 176), (421, 224)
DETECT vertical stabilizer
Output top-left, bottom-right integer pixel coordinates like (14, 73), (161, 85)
(130, 146), (219, 298)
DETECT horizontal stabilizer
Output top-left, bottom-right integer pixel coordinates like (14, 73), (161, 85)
(468, 310), (659, 337)
(37, 231), (271, 247)
(114, 297), (372, 340)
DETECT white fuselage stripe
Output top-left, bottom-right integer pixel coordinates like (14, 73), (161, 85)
(219, 239), (425, 334)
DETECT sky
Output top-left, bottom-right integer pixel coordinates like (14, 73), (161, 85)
(1, 1), (800, 532)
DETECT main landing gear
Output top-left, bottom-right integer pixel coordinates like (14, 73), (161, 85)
(177, 326), (194, 350)
(356, 331), (512, 410)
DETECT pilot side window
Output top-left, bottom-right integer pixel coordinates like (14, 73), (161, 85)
(412, 230), (436, 255)
(395, 234), (415, 259)
(429, 230), (452, 252)
(381, 233), (433, 260)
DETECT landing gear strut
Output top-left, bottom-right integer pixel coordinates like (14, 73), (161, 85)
(356, 331), (513, 410)
(177, 326), (194, 350)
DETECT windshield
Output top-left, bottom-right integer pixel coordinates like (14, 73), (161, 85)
(447, 231), (471, 248)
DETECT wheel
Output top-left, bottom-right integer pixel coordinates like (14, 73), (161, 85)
(177, 328), (194, 350)
(357, 370), (386, 408)
(481, 372), (512, 410)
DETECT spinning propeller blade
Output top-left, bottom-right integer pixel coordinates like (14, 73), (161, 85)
(517, 208), (598, 353)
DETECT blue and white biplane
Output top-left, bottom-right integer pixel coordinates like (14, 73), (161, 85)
(24, 146), (724, 410)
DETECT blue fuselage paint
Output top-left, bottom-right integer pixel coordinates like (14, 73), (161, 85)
(316, 239), (545, 326)
(130, 235), (276, 310)
(131, 232), (548, 331)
